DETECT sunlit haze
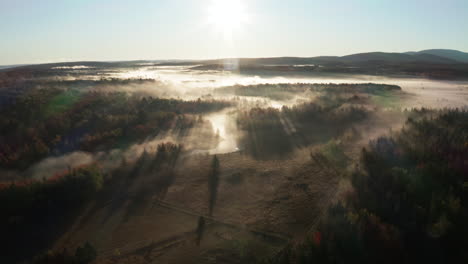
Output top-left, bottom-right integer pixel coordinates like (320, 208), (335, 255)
(2, 1), (468, 263)
(1, 0), (468, 64)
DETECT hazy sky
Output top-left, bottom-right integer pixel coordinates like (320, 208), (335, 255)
(1, 0), (468, 65)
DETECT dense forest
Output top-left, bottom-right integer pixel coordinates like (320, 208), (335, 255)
(0, 88), (230, 170)
(236, 89), (374, 158)
(215, 82), (401, 101)
(272, 110), (468, 264)
(0, 141), (184, 263)
(0, 166), (103, 263)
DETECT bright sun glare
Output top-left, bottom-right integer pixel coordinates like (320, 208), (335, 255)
(206, 0), (249, 38)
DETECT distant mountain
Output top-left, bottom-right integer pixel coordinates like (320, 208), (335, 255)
(203, 57), (326, 66)
(192, 50), (468, 79)
(5, 50), (467, 72)
(5, 49), (468, 80)
(405, 49), (468, 63)
(341, 52), (458, 64)
(202, 51), (463, 67)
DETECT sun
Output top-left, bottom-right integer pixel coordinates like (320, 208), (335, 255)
(206, 0), (249, 38)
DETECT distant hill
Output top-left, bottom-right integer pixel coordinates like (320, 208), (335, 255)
(405, 49), (468, 63)
(5, 49), (468, 80)
(5, 50), (468, 72)
(193, 50), (468, 79)
(341, 52), (458, 64)
(202, 51), (463, 66)
(0, 64), (30, 70)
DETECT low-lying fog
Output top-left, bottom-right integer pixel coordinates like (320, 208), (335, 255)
(113, 65), (468, 153)
(107, 65), (468, 108)
(5, 65), (468, 180)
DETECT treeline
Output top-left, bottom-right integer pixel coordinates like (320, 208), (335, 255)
(29, 78), (162, 93)
(237, 95), (369, 158)
(0, 166), (103, 263)
(0, 88), (230, 170)
(0, 142), (184, 263)
(33, 242), (97, 264)
(273, 109), (468, 263)
(99, 142), (184, 223)
(0, 69), (161, 106)
(215, 83), (401, 100)
(130, 142), (182, 195)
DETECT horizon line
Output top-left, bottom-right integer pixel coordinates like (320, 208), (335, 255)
(2, 48), (468, 68)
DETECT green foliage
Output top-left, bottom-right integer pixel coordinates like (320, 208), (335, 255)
(44, 90), (83, 118)
(317, 140), (350, 169)
(216, 82), (400, 101)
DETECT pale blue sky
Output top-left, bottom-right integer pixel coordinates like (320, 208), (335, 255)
(1, 0), (467, 65)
